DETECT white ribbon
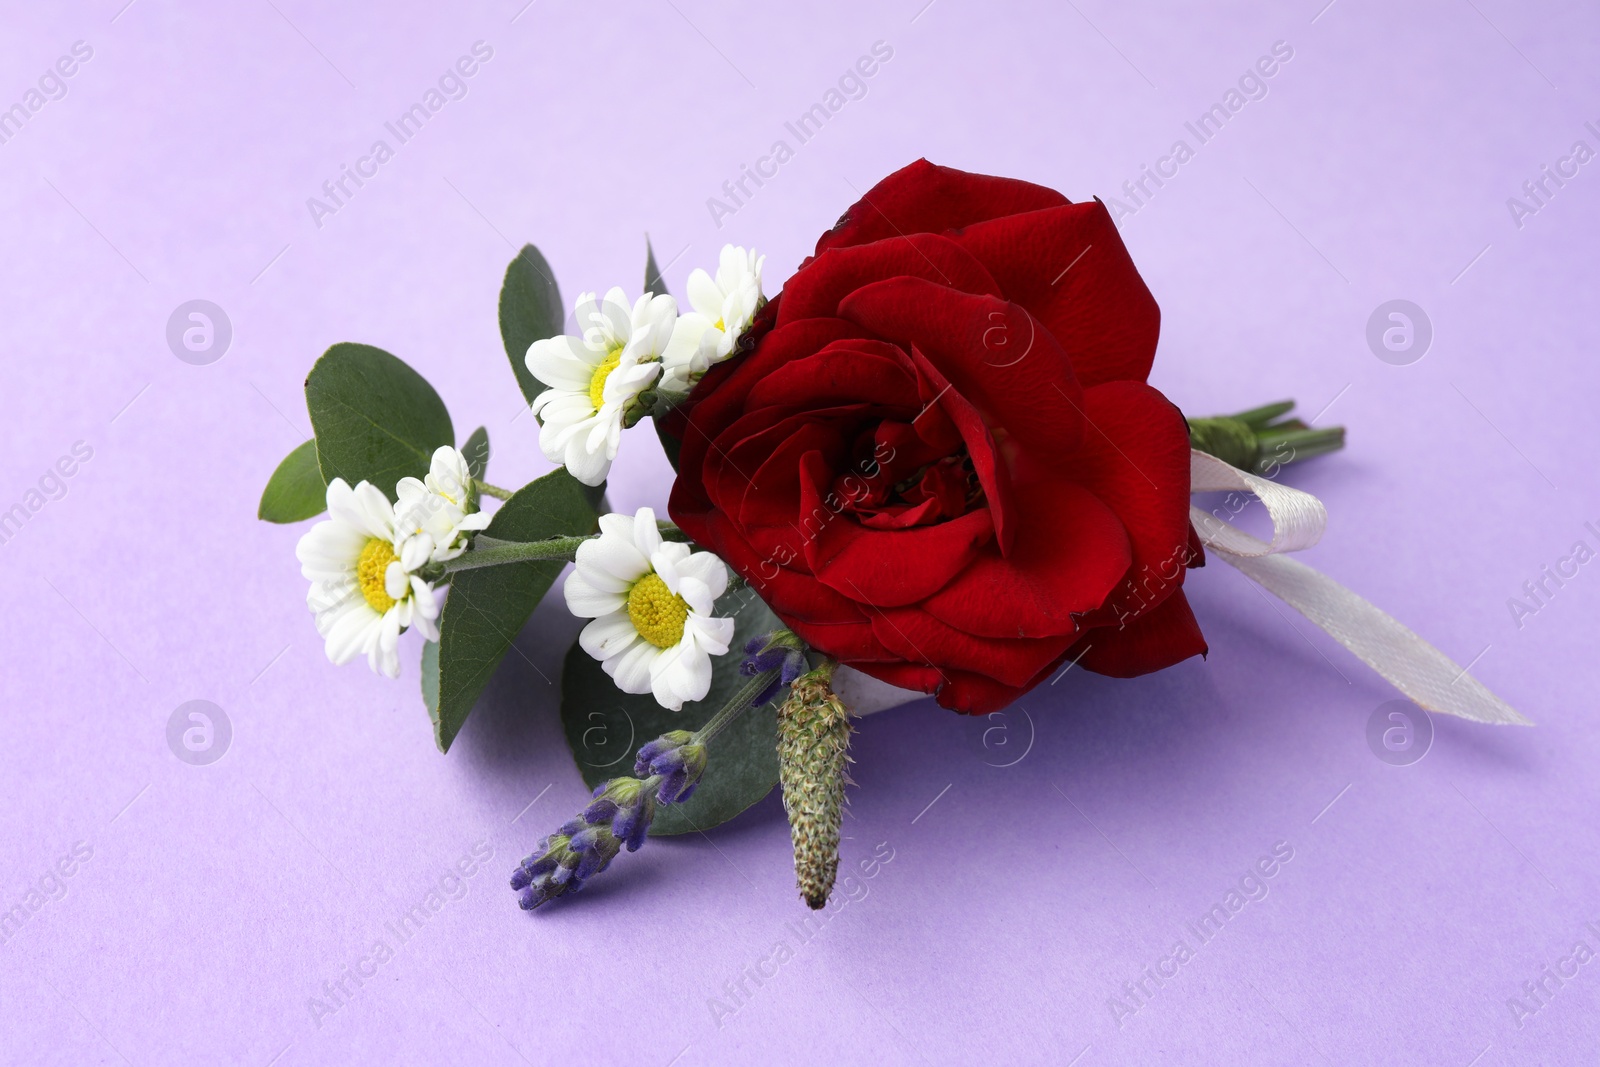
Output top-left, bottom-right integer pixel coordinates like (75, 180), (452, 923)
(1189, 448), (1529, 725)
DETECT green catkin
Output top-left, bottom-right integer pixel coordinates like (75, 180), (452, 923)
(776, 662), (854, 909)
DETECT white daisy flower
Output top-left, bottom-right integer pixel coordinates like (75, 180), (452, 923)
(526, 288), (674, 486)
(296, 478), (440, 679)
(661, 244), (765, 394)
(564, 506), (735, 711)
(393, 446), (491, 563)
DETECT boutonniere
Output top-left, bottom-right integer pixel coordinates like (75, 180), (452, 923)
(260, 159), (1526, 913)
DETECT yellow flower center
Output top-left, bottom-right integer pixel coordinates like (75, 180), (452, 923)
(357, 537), (399, 613)
(627, 572), (689, 649)
(713, 317), (725, 332)
(588, 347), (624, 411)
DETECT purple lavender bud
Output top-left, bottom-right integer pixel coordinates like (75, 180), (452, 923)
(612, 793), (657, 852)
(569, 827), (621, 882)
(512, 721), (728, 910)
(653, 743), (708, 804)
(583, 797), (619, 825)
(739, 631), (808, 705)
(658, 770), (688, 805)
(633, 730), (694, 777)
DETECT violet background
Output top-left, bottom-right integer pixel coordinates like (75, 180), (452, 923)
(1, 0), (1597, 1063)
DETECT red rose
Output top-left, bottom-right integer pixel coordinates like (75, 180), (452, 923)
(668, 160), (1206, 713)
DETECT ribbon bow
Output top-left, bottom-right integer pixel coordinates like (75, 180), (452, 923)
(1189, 448), (1528, 725)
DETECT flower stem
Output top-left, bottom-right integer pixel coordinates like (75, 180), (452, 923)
(441, 521), (690, 574)
(474, 478), (515, 501)
(1188, 399), (1346, 475)
(441, 535), (592, 572)
(694, 667), (782, 747)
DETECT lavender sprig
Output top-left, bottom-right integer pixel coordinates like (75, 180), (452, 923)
(509, 778), (659, 909)
(511, 643), (795, 910)
(634, 731), (708, 804)
(740, 630), (808, 706)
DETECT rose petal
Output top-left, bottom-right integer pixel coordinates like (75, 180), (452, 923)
(1060, 381), (1197, 629)
(905, 343), (1017, 556)
(1066, 589), (1207, 677)
(954, 200), (1160, 387)
(744, 338), (922, 412)
(930, 668), (1032, 715)
(798, 451), (995, 609)
(920, 479), (1132, 639)
(812, 159), (1070, 257)
(779, 232), (1003, 325)
(838, 278), (1087, 464)
(786, 614), (899, 664)
(674, 318), (864, 484)
(871, 605), (1078, 689)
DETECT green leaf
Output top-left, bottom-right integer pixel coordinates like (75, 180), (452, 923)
(305, 343), (453, 500)
(644, 235), (670, 298)
(644, 236), (683, 470)
(421, 639), (440, 726)
(433, 467), (599, 753)
(499, 244), (565, 407)
(560, 588), (784, 835)
(462, 426), (489, 479)
(257, 438), (327, 523)
(654, 416), (682, 471)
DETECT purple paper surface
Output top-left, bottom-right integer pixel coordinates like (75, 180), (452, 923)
(2, 1), (1598, 1064)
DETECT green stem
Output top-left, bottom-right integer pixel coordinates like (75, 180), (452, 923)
(441, 535), (591, 572)
(1226, 400), (1296, 429)
(440, 521), (690, 574)
(474, 478), (514, 501)
(1188, 399), (1346, 475)
(694, 667), (781, 747)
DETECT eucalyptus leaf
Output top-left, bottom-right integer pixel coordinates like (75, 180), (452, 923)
(462, 426), (489, 479)
(644, 235), (670, 298)
(654, 417), (682, 471)
(644, 236), (682, 469)
(433, 467), (598, 753)
(560, 587), (784, 835)
(498, 244), (564, 407)
(421, 639), (440, 726)
(257, 438), (326, 523)
(305, 343), (453, 500)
